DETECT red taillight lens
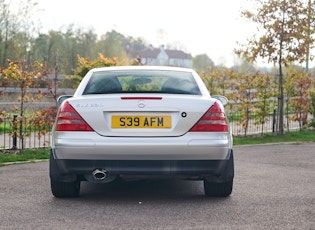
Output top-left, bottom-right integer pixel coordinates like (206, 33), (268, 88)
(190, 101), (228, 132)
(56, 101), (93, 131)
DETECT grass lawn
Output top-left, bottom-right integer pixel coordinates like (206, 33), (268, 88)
(0, 148), (50, 166)
(233, 129), (315, 145)
(0, 129), (314, 166)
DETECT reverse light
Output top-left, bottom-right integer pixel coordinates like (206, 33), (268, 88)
(190, 101), (228, 132)
(56, 101), (93, 131)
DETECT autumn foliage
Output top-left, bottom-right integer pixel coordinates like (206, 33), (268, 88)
(202, 66), (314, 136)
(0, 60), (50, 148)
(0, 53), (314, 149)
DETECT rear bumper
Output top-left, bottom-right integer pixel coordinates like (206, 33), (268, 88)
(51, 132), (232, 160)
(50, 149), (233, 182)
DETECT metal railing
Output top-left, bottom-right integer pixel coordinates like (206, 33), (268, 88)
(0, 113), (310, 150)
(0, 116), (52, 150)
(228, 112), (303, 136)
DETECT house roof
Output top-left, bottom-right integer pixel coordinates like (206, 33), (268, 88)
(133, 47), (192, 59)
(165, 49), (192, 59)
(136, 48), (160, 59)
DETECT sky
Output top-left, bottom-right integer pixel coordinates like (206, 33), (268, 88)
(34, 0), (257, 67)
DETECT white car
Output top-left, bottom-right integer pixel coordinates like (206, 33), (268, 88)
(50, 66), (234, 198)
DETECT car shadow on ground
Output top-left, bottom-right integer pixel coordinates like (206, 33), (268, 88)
(76, 178), (228, 203)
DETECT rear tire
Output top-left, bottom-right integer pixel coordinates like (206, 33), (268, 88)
(204, 180), (233, 197)
(51, 180), (80, 198)
(204, 150), (234, 197)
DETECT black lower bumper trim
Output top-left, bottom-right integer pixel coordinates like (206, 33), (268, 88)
(50, 150), (233, 182)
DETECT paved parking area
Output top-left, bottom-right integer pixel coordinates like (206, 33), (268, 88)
(0, 143), (314, 229)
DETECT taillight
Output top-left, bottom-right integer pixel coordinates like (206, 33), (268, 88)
(56, 101), (93, 131)
(190, 101), (228, 132)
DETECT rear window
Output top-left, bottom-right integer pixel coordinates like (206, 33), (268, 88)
(82, 70), (201, 95)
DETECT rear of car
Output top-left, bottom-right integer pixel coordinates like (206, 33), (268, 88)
(50, 66), (234, 198)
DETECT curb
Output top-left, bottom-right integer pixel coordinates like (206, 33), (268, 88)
(2, 159), (49, 166)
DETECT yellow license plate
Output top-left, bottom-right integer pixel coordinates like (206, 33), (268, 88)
(112, 116), (171, 128)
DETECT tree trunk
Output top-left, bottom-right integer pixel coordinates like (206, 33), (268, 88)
(278, 6), (285, 136)
(278, 63), (284, 135)
(305, 0), (311, 71)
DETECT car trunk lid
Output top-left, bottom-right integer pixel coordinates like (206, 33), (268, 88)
(66, 94), (216, 137)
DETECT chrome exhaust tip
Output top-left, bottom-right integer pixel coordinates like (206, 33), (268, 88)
(92, 169), (108, 180)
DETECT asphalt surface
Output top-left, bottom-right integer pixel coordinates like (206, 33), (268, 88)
(0, 143), (314, 229)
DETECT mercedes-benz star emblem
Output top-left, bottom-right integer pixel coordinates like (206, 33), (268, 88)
(138, 100), (145, 108)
